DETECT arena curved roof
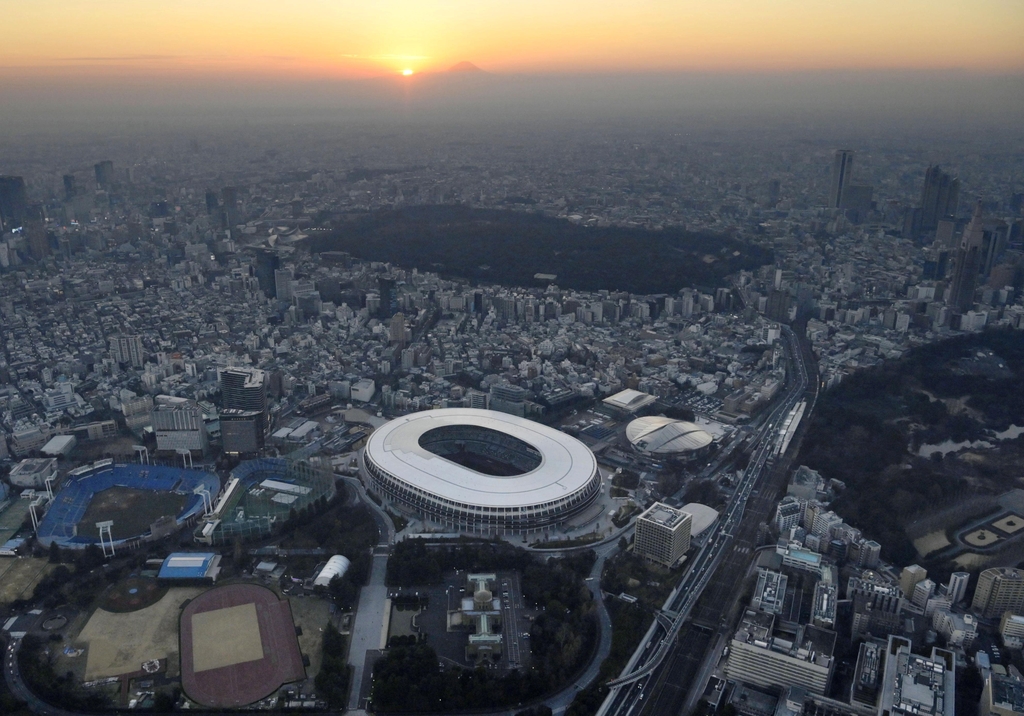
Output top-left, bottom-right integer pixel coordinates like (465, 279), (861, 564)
(363, 408), (598, 509)
(626, 416), (714, 454)
(681, 503), (719, 536)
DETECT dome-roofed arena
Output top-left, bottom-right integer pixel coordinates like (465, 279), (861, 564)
(626, 416), (714, 458)
(362, 408), (601, 534)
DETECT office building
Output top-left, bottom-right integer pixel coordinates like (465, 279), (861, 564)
(947, 572), (970, 605)
(62, 174), (76, 201)
(725, 610), (835, 696)
(911, 578), (936, 608)
(775, 496), (803, 533)
(378, 276), (397, 318)
(9, 458), (58, 489)
(948, 202), (986, 312)
(0, 175), (28, 231)
(848, 573), (901, 640)
(920, 165), (960, 233)
(219, 368), (268, 436)
(94, 160), (115, 189)
(254, 250), (280, 298)
(634, 502), (692, 567)
(877, 636), (954, 716)
(981, 673), (1024, 716)
(973, 568), (1024, 619)
(152, 396), (208, 453)
(275, 268), (294, 302)
(110, 334), (145, 368)
(751, 569), (788, 615)
(1000, 612), (1024, 649)
(829, 150), (855, 209)
(220, 409), (264, 454)
(931, 609), (976, 649)
(900, 564), (928, 598)
(489, 382), (529, 418)
(851, 640), (885, 708)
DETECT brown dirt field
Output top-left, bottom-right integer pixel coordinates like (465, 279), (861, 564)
(77, 487), (187, 541)
(77, 587), (203, 680)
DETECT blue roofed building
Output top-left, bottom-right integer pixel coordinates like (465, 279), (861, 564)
(158, 552), (221, 583)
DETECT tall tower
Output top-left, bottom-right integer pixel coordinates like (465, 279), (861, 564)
(828, 150), (854, 209)
(94, 160), (115, 190)
(0, 175), (28, 232)
(920, 165), (960, 232)
(947, 202), (985, 313)
(220, 367), (269, 435)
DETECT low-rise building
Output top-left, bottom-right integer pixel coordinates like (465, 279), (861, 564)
(724, 610), (835, 696)
(877, 636), (954, 716)
(8, 458), (58, 489)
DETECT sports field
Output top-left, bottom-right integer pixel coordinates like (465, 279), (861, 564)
(77, 587), (203, 680)
(76, 487), (187, 541)
(180, 584), (305, 707)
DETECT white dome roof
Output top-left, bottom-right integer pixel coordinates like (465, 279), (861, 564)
(314, 555), (351, 587)
(626, 416), (713, 454)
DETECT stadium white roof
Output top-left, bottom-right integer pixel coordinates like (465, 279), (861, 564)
(364, 408), (597, 509)
(626, 416), (714, 454)
(603, 389), (657, 413)
(314, 555), (351, 587)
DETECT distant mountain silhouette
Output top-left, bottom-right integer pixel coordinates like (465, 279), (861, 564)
(448, 61), (484, 73)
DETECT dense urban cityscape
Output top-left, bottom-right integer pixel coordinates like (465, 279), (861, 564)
(1, 6), (1023, 715)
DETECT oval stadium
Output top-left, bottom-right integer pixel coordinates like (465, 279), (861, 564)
(625, 416), (714, 458)
(362, 408), (601, 534)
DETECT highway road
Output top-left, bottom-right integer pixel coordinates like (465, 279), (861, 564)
(595, 325), (816, 716)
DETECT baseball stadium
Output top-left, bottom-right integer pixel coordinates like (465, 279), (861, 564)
(194, 457), (335, 545)
(362, 408), (601, 534)
(36, 459), (219, 550)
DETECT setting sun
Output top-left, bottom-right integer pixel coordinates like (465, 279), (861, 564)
(402, 68), (414, 76)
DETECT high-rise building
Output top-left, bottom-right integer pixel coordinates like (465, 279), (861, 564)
(220, 367), (268, 436)
(947, 572), (970, 605)
(972, 568), (1024, 618)
(775, 496), (803, 533)
(205, 189), (219, 215)
(920, 165), (960, 233)
(275, 268), (293, 302)
(110, 334), (145, 368)
(948, 202), (986, 312)
(254, 250), (280, 298)
(0, 175), (28, 232)
(848, 573), (901, 639)
(829, 150), (855, 209)
(899, 564), (928, 597)
(634, 502), (692, 567)
(877, 636), (954, 716)
(25, 215), (49, 261)
(389, 313), (407, 346)
(62, 174), (76, 201)
(94, 160), (115, 189)
(152, 396), (208, 453)
(378, 276), (397, 318)
(220, 409), (265, 454)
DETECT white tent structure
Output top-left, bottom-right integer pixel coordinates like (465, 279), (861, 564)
(314, 555), (351, 587)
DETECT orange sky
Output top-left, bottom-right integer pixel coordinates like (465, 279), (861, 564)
(2, 0), (1022, 79)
